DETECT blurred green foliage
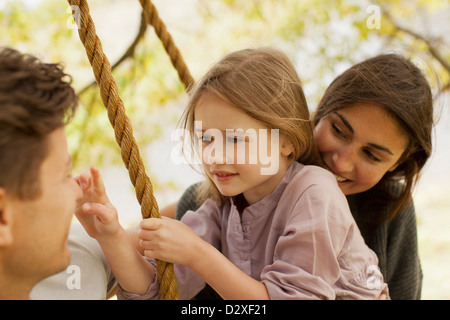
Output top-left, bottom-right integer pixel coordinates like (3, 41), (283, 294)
(1, 0), (448, 173)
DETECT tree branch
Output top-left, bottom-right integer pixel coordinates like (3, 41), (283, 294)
(77, 10), (148, 96)
(381, 6), (450, 74)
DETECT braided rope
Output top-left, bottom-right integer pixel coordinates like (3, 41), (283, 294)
(139, 0), (194, 89)
(68, 0), (179, 300)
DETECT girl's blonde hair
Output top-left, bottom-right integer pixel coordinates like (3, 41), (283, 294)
(179, 47), (322, 205)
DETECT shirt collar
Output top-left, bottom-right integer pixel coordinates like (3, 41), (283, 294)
(230, 161), (303, 222)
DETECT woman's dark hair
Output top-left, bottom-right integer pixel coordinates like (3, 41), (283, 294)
(313, 54), (433, 222)
(0, 47), (78, 199)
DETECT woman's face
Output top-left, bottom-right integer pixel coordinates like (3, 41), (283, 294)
(314, 103), (409, 195)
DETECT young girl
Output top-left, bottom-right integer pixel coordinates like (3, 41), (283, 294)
(173, 53), (432, 300)
(75, 48), (389, 299)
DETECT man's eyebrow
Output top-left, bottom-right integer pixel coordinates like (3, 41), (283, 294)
(334, 111), (354, 134)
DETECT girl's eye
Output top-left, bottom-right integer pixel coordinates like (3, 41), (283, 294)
(226, 136), (244, 144)
(199, 135), (213, 142)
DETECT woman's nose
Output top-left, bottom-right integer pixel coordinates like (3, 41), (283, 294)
(331, 147), (355, 173)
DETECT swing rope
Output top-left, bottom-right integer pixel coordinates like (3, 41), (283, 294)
(138, 0), (194, 89)
(67, 0), (194, 300)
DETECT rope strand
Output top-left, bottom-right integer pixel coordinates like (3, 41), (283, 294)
(139, 0), (195, 90)
(67, 0), (179, 300)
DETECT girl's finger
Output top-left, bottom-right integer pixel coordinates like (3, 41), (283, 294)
(82, 202), (116, 224)
(137, 228), (154, 241)
(143, 249), (157, 259)
(139, 239), (157, 250)
(140, 218), (163, 231)
(74, 168), (92, 190)
(90, 167), (106, 195)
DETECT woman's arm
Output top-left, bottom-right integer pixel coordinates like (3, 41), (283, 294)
(160, 202), (178, 219)
(386, 201), (422, 299)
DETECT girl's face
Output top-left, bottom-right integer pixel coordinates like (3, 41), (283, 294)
(314, 103), (409, 195)
(194, 92), (294, 205)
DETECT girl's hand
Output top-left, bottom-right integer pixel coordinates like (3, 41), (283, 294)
(138, 217), (203, 267)
(74, 167), (121, 241)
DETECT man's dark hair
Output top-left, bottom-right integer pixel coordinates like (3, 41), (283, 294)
(0, 47), (78, 199)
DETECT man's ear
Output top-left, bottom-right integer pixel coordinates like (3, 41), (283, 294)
(0, 188), (13, 247)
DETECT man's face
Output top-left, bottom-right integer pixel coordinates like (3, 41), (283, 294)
(4, 127), (82, 284)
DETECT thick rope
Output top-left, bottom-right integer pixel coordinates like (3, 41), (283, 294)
(139, 0), (195, 90)
(67, 0), (179, 300)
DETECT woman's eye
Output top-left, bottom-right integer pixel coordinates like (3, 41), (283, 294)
(364, 150), (381, 162)
(331, 123), (345, 137)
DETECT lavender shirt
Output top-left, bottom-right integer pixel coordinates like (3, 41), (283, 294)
(119, 161), (389, 300)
